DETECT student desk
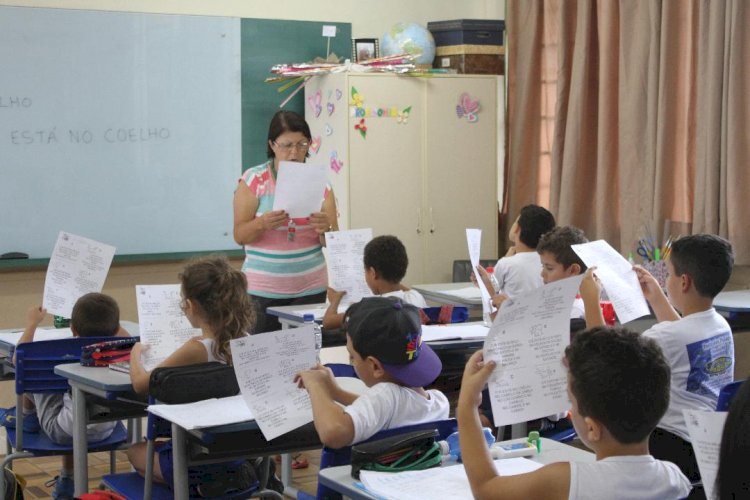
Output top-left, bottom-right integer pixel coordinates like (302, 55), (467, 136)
(54, 363), (147, 496)
(413, 282), (483, 308)
(715, 290), (750, 331)
(266, 303), (326, 329)
(317, 437), (595, 499)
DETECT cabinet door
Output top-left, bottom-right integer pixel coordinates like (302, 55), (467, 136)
(348, 75), (426, 284)
(423, 76), (499, 283)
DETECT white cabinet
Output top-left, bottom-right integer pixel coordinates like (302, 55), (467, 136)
(306, 73), (500, 284)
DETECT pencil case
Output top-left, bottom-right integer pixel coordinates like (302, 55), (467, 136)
(350, 429), (442, 479)
(149, 362), (239, 404)
(419, 305), (469, 325)
(80, 337), (138, 367)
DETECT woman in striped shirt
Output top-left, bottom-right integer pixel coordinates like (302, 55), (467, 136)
(233, 110), (338, 333)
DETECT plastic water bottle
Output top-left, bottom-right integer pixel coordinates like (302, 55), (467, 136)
(303, 314), (322, 363)
(438, 428), (496, 462)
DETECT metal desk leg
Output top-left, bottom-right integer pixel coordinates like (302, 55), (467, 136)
(72, 385), (88, 496)
(281, 453), (299, 498)
(171, 423), (189, 500)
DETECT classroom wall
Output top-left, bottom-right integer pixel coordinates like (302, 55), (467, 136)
(0, 0), (504, 329)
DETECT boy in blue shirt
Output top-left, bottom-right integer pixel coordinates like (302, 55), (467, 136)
(458, 326), (691, 500)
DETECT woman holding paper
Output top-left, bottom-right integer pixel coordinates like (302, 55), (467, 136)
(233, 110), (338, 334)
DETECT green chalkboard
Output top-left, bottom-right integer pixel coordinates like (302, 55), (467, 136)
(241, 19), (352, 170)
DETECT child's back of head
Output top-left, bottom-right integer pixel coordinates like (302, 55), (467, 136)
(517, 204), (556, 248)
(179, 255), (255, 361)
(565, 326), (670, 444)
(363, 235), (408, 284)
(71, 292), (120, 337)
(669, 234), (734, 299)
(537, 225), (588, 274)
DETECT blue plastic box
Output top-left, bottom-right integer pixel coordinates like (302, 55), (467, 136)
(427, 19), (505, 47)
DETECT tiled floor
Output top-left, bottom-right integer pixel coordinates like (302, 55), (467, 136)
(1, 449), (322, 498)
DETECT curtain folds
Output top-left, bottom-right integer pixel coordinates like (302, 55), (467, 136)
(506, 0), (749, 264)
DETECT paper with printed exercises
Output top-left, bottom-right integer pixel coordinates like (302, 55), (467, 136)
(135, 284), (201, 371)
(325, 228), (373, 312)
(683, 409), (727, 500)
(466, 228), (493, 315)
(272, 161), (327, 218)
(485, 275), (583, 426)
(360, 457), (542, 500)
(147, 395), (254, 430)
(571, 240), (650, 323)
(231, 326), (317, 440)
(43, 231), (116, 318)
(2, 328), (74, 346)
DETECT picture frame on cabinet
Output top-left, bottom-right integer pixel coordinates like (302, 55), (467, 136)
(352, 38), (379, 62)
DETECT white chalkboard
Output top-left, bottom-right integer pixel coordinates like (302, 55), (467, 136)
(0, 6), (241, 259)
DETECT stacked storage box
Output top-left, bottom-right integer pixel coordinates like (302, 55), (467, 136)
(427, 19), (505, 75)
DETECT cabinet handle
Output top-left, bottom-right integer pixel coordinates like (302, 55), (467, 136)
(416, 209), (422, 234)
(429, 207), (435, 234)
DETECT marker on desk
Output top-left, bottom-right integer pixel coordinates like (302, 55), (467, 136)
(528, 430), (541, 453)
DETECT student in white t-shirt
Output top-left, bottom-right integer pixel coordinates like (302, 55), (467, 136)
(458, 326), (691, 500)
(323, 235), (426, 330)
(584, 233), (735, 485)
(296, 297), (449, 447)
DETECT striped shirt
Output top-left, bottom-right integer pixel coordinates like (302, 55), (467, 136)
(239, 161), (328, 299)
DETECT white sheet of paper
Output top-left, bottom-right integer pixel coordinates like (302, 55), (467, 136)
(1, 328), (74, 346)
(147, 395), (254, 430)
(136, 284), (201, 371)
(271, 161), (327, 218)
(683, 409), (727, 500)
(485, 275), (583, 426)
(439, 286), (483, 301)
(360, 457), (542, 500)
(466, 229), (493, 315)
(42, 231), (116, 318)
(421, 324), (490, 342)
(231, 327), (317, 440)
(325, 228), (373, 312)
(571, 240), (650, 323)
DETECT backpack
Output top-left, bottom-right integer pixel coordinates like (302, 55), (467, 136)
(3, 467), (25, 500)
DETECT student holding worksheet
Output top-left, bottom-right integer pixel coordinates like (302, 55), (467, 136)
(233, 110), (339, 334)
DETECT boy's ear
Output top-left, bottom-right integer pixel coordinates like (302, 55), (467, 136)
(679, 273), (692, 293)
(582, 415), (603, 443)
(366, 356), (388, 379)
(568, 263), (582, 276)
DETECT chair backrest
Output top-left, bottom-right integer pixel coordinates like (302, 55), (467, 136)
(452, 259), (496, 283)
(325, 363), (357, 378)
(13, 336), (114, 395)
(717, 379), (745, 411)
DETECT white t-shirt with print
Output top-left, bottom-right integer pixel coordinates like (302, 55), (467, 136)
(492, 251), (544, 298)
(381, 289), (428, 308)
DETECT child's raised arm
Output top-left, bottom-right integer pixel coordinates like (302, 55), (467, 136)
(12, 305), (47, 365)
(322, 287), (346, 330)
(634, 265), (680, 322)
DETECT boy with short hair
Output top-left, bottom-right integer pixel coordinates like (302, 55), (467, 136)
(0, 293), (127, 499)
(323, 235), (427, 330)
(296, 296), (449, 448)
(482, 204), (556, 300)
(458, 326), (692, 500)
(632, 234), (735, 483)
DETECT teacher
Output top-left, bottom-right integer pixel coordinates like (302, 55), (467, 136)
(233, 110), (338, 333)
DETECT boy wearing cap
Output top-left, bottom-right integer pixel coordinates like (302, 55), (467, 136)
(295, 296), (449, 448)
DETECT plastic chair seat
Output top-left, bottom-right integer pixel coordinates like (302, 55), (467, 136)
(5, 421), (128, 456)
(101, 472), (260, 500)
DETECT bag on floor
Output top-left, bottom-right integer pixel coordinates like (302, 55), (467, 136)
(2, 467), (25, 500)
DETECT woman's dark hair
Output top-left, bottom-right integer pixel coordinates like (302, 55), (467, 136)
(717, 379), (750, 497)
(266, 110), (312, 158)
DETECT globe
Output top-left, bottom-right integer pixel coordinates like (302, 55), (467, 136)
(381, 22), (436, 66)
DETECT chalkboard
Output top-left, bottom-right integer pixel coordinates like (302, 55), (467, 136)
(0, 7), (351, 265)
(241, 19), (351, 169)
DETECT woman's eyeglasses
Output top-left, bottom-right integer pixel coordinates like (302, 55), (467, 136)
(273, 141), (310, 152)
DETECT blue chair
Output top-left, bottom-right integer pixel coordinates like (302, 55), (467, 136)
(0, 337), (129, 496)
(716, 379), (745, 411)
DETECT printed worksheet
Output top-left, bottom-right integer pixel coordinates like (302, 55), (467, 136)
(684, 409), (727, 500)
(466, 228), (493, 316)
(272, 161), (327, 218)
(571, 240), (650, 323)
(326, 228), (373, 312)
(42, 231), (116, 318)
(485, 275), (583, 426)
(230, 326), (317, 440)
(135, 284), (201, 371)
